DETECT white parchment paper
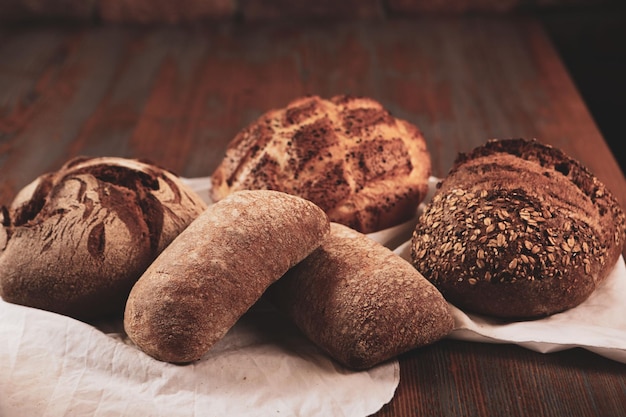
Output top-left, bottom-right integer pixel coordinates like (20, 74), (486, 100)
(2, 173), (625, 417)
(0, 176), (400, 417)
(0, 298), (399, 417)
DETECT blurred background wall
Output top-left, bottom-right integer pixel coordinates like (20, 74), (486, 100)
(1, 0), (624, 171)
(0, 0), (621, 23)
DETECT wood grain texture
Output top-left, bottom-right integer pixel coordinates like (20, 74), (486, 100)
(239, 0), (384, 20)
(1, 19), (623, 208)
(99, 0), (235, 23)
(0, 0), (96, 21)
(0, 0), (620, 22)
(377, 340), (626, 417)
(0, 18), (625, 416)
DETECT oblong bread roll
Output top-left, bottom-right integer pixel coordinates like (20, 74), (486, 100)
(269, 222), (454, 370)
(124, 190), (330, 363)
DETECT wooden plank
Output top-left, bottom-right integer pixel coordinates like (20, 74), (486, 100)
(2, 19), (623, 206)
(0, 27), (136, 198)
(376, 340), (626, 417)
(239, 0), (384, 20)
(0, 0), (96, 21)
(99, 0), (235, 23)
(0, 18), (625, 417)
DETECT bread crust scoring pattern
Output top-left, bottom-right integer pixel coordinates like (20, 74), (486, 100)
(210, 95), (431, 233)
(0, 157), (207, 321)
(411, 138), (626, 319)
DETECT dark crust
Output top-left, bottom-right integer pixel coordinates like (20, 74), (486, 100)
(62, 162), (166, 258)
(340, 106), (396, 136)
(452, 138), (608, 208)
(411, 138), (626, 319)
(289, 116), (338, 176)
(299, 161), (352, 212)
(348, 137), (413, 187)
(0, 156), (206, 322)
(11, 173), (55, 226)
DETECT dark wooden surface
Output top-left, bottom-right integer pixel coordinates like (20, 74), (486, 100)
(1, 17), (625, 417)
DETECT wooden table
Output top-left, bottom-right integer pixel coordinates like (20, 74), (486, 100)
(1, 17), (625, 417)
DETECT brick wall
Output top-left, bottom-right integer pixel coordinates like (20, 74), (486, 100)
(0, 0), (618, 23)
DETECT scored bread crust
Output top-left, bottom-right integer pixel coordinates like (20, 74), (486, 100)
(411, 138), (626, 319)
(210, 95), (431, 233)
(0, 156), (207, 321)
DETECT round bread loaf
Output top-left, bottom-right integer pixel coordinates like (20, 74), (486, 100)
(411, 138), (626, 319)
(210, 95), (431, 233)
(0, 156), (207, 321)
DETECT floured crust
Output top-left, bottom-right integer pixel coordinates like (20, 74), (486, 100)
(270, 222), (454, 370)
(124, 190), (330, 363)
(0, 156), (207, 321)
(411, 138), (626, 319)
(210, 95), (431, 233)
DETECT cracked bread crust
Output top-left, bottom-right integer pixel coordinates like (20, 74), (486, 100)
(0, 156), (207, 321)
(411, 138), (626, 319)
(210, 95), (431, 233)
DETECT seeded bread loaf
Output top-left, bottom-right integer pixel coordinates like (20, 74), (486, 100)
(411, 138), (626, 319)
(124, 190), (330, 363)
(0, 157), (207, 321)
(210, 95), (431, 233)
(269, 222), (454, 370)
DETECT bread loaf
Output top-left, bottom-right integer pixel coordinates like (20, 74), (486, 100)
(0, 157), (206, 321)
(411, 138), (626, 319)
(210, 95), (431, 233)
(269, 222), (454, 370)
(124, 190), (330, 363)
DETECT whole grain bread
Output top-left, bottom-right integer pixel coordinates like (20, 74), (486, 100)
(411, 138), (626, 319)
(269, 222), (454, 370)
(124, 190), (330, 363)
(0, 156), (207, 321)
(210, 95), (431, 233)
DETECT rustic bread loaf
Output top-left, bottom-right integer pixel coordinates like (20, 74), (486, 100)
(210, 95), (431, 233)
(269, 222), (454, 370)
(0, 156), (207, 321)
(124, 190), (330, 363)
(411, 138), (626, 319)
